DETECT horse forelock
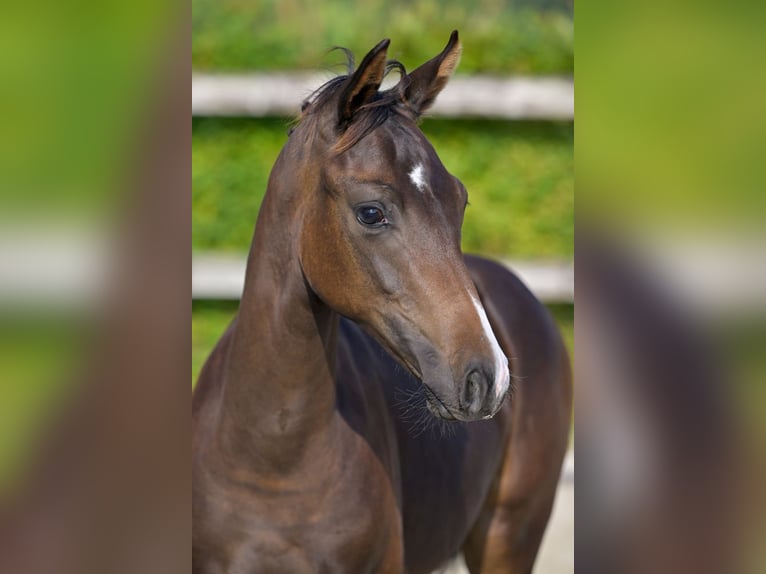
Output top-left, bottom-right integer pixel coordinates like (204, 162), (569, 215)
(291, 54), (413, 154)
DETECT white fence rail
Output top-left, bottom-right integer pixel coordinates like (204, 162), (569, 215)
(5, 229), (766, 313)
(192, 73), (574, 120)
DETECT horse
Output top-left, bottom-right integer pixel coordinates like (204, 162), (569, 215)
(192, 32), (572, 573)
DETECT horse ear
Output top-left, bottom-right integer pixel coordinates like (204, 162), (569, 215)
(404, 30), (462, 117)
(338, 38), (390, 128)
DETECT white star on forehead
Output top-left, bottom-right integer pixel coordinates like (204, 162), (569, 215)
(409, 163), (427, 193)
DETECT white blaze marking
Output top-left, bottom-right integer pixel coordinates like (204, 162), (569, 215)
(470, 295), (511, 400)
(409, 163), (427, 193)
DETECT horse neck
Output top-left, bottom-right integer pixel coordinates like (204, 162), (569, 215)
(214, 147), (340, 472)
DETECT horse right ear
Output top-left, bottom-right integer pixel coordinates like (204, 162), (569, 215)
(337, 38), (390, 128)
(404, 30), (462, 117)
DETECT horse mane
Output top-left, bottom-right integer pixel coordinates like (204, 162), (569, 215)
(293, 51), (411, 154)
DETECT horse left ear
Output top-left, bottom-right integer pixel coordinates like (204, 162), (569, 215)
(338, 38), (390, 128)
(404, 30), (462, 117)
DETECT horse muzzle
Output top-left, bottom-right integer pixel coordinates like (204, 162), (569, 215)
(424, 360), (510, 422)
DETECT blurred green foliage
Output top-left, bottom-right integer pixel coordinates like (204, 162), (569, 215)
(0, 0), (171, 215)
(192, 0), (573, 74)
(193, 117), (573, 257)
(578, 1), (766, 232)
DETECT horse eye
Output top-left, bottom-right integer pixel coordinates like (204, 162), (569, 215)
(356, 206), (387, 226)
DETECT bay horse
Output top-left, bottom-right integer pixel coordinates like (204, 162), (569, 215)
(192, 32), (571, 573)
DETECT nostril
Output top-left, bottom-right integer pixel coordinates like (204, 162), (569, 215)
(463, 368), (491, 413)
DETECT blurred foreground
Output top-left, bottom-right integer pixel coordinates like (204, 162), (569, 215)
(0, 2), (190, 572)
(577, 1), (766, 572)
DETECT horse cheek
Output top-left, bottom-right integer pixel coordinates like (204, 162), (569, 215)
(300, 215), (360, 315)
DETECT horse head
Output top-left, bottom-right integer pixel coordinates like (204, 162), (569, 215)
(277, 32), (511, 421)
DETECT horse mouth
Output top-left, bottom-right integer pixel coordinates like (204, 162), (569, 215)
(423, 385), (458, 421)
(373, 334), (462, 421)
(392, 352), (458, 421)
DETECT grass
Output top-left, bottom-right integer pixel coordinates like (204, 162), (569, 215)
(192, 0), (573, 75)
(192, 117), (573, 258)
